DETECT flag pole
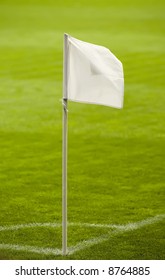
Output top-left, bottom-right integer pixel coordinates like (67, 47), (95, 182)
(62, 33), (68, 255)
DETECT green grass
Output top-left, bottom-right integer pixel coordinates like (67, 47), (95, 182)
(0, 0), (165, 259)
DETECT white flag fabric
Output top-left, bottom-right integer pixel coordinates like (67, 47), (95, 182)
(64, 34), (124, 108)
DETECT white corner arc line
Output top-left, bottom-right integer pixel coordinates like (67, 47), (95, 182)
(1, 214), (165, 232)
(69, 214), (165, 255)
(0, 214), (164, 256)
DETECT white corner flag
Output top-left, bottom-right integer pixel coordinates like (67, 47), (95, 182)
(62, 33), (124, 255)
(64, 33), (124, 108)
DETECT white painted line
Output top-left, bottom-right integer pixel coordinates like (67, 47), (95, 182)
(0, 214), (164, 256)
(0, 223), (61, 232)
(0, 243), (61, 256)
(0, 222), (118, 232)
(1, 214), (165, 232)
(116, 214), (165, 231)
(69, 214), (165, 255)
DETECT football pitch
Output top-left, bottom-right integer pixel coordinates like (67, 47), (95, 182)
(0, 0), (165, 260)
